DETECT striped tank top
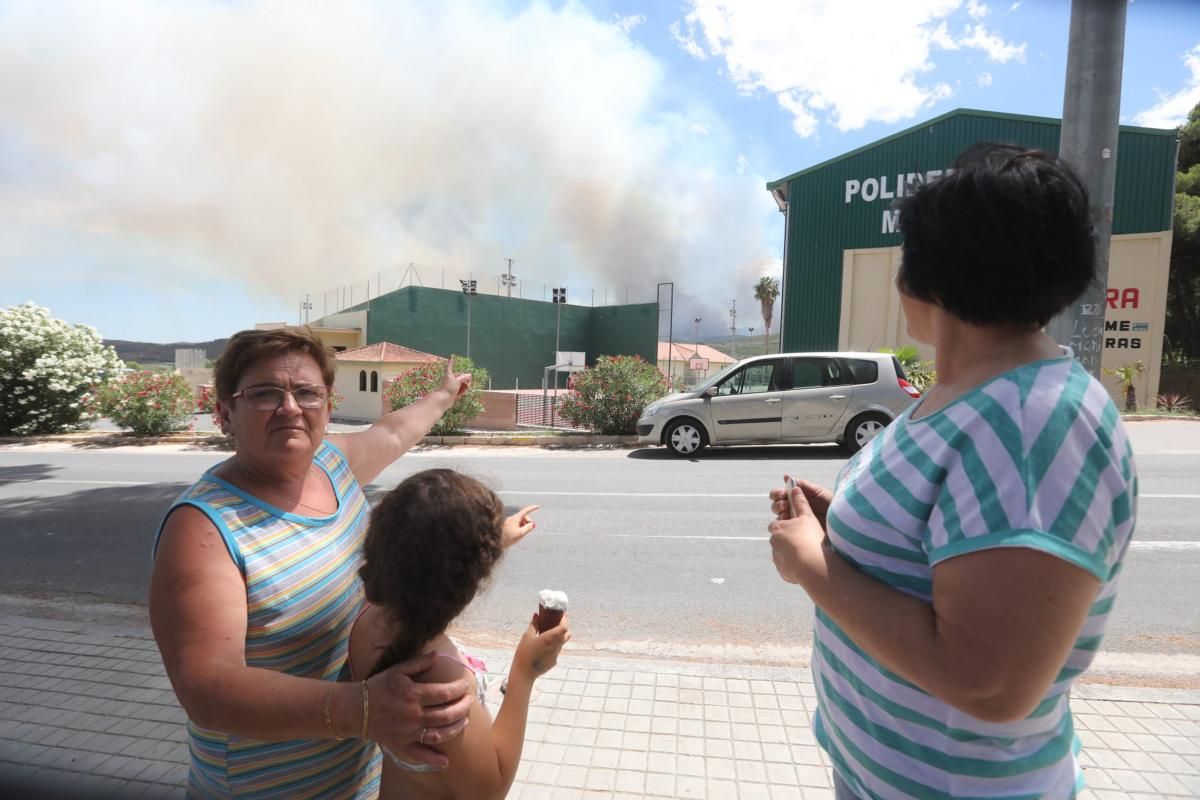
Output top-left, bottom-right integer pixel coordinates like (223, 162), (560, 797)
(815, 353), (1137, 799)
(155, 440), (382, 799)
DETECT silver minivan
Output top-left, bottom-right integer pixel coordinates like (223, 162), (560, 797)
(635, 352), (920, 457)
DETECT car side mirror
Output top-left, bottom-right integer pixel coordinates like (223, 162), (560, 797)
(704, 386), (718, 397)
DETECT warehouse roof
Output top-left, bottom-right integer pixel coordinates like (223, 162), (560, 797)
(766, 107), (1178, 209)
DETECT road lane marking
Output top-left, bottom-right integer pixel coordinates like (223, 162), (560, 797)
(21, 479), (148, 486)
(536, 532), (1200, 549)
(1128, 541), (1200, 551)
(506, 490), (1200, 500)
(501, 490), (767, 497)
(13, 482), (1200, 502)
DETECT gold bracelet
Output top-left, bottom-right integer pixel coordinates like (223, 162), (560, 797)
(323, 683), (344, 742)
(360, 680), (370, 741)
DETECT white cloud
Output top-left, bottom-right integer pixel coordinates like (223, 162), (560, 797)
(967, 0), (990, 18)
(688, 121), (711, 135)
(959, 24), (1026, 62)
(614, 14), (646, 34)
(736, 153), (749, 174)
(1131, 43), (1200, 129)
(670, 19), (708, 60)
(1008, 1), (1023, 12)
(930, 21), (959, 51)
(670, 1), (1025, 136)
(977, 71), (993, 87)
(0, 0), (780, 307)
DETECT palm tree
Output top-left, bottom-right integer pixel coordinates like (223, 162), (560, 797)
(753, 276), (780, 354)
(1102, 361), (1145, 412)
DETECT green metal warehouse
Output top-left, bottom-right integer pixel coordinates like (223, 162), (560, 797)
(310, 285), (659, 390)
(767, 107), (1178, 403)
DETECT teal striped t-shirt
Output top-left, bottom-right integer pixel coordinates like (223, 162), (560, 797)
(815, 353), (1137, 799)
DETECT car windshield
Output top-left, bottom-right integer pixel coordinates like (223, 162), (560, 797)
(694, 362), (740, 391)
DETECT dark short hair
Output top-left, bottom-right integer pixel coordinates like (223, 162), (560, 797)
(359, 469), (505, 677)
(896, 143), (1097, 328)
(212, 327), (336, 400)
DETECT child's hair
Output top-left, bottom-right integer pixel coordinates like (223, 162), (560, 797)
(359, 468), (506, 677)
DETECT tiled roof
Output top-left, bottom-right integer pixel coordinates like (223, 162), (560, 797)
(657, 342), (737, 364)
(334, 342), (445, 364)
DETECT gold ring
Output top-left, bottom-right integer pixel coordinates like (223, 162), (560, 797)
(419, 727), (427, 745)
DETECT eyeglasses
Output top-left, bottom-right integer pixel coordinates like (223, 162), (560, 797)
(231, 385), (330, 411)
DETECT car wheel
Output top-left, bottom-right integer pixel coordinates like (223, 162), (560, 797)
(844, 412), (891, 454)
(665, 418), (707, 457)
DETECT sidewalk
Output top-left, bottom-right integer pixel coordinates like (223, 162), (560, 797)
(1, 608), (1198, 799)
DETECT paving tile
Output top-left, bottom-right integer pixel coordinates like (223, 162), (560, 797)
(1142, 771), (1191, 795)
(676, 774), (707, 797)
(706, 756), (737, 781)
(616, 749), (647, 771)
(1106, 769), (1154, 792)
(738, 781), (772, 799)
(6, 613), (1200, 799)
(588, 747), (619, 769)
(583, 767), (615, 791)
(644, 771), (675, 796)
(736, 759), (768, 783)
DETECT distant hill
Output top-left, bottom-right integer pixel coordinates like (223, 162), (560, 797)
(104, 338), (228, 365)
(694, 334), (782, 360)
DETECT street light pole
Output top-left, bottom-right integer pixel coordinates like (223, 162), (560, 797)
(459, 278), (478, 358)
(729, 301), (738, 359)
(501, 258), (516, 298)
(1045, 0), (1127, 378)
(693, 317), (702, 357)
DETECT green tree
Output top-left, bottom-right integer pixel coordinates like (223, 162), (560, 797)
(383, 356), (488, 435)
(558, 355), (668, 434)
(753, 275), (780, 354)
(0, 303), (124, 435)
(1166, 103), (1200, 361)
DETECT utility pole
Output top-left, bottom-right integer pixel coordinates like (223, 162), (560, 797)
(1045, 0), (1127, 379)
(729, 300), (738, 359)
(501, 258), (516, 297)
(657, 282), (675, 388)
(302, 294), (313, 325)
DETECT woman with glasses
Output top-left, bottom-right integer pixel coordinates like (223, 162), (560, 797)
(149, 327), (476, 799)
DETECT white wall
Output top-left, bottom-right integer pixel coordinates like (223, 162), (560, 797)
(332, 361), (421, 421)
(837, 231), (1172, 405)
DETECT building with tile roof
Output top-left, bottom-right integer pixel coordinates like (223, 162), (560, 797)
(332, 342), (446, 421)
(657, 342), (737, 387)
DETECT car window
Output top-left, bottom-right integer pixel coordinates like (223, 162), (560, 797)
(825, 358), (849, 386)
(791, 358), (826, 389)
(841, 358), (879, 385)
(715, 360), (785, 396)
(696, 361), (739, 391)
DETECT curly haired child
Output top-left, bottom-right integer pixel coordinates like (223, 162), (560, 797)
(348, 468), (569, 800)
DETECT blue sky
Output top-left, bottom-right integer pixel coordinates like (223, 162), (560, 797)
(1, 0), (1199, 344)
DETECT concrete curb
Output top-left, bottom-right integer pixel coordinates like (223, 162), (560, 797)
(0, 432), (640, 449)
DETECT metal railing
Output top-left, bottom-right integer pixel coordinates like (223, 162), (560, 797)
(514, 390), (589, 431)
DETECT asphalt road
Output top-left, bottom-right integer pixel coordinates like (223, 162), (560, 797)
(1, 422), (1198, 673)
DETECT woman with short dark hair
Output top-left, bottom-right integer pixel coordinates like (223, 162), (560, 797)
(768, 145), (1136, 799)
(150, 327), (477, 798)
